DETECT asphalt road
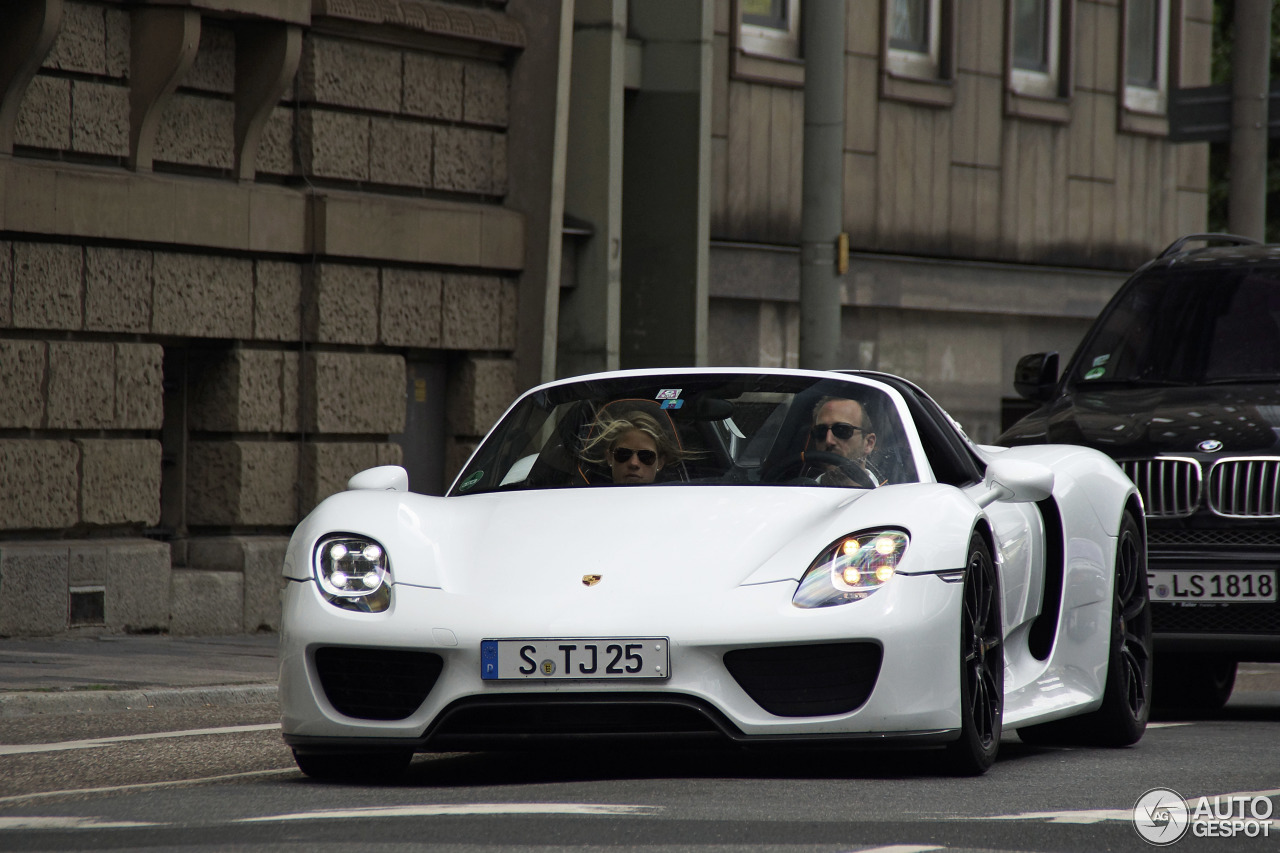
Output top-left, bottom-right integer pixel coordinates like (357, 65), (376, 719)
(0, 672), (1278, 852)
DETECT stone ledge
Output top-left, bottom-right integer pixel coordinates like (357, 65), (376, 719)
(312, 0), (525, 52)
(136, 0), (311, 26)
(0, 160), (524, 273)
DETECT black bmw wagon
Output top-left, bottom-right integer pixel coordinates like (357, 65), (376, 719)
(1001, 234), (1280, 710)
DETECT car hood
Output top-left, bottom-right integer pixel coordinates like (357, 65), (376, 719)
(420, 487), (868, 594)
(1036, 383), (1280, 455)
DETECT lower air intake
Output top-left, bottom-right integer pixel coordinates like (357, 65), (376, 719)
(314, 646), (443, 721)
(723, 642), (882, 717)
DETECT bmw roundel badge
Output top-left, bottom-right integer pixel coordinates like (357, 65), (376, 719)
(1197, 439), (1224, 452)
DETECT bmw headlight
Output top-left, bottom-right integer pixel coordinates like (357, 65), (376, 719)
(314, 535), (392, 612)
(793, 529), (909, 608)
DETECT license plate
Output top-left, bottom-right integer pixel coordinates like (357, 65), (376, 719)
(480, 638), (669, 680)
(1148, 570), (1277, 603)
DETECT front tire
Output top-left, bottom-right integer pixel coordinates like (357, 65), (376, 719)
(943, 533), (1003, 775)
(1019, 512), (1151, 746)
(1154, 656), (1236, 713)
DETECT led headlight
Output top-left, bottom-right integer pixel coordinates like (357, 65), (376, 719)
(314, 535), (392, 612)
(793, 529), (909, 608)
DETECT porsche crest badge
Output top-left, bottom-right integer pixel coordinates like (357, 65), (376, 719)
(582, 574), (602, 587)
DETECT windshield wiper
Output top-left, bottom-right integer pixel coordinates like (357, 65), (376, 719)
(1074, 377), (1182, 388)
(1200, 376), (1280, 385)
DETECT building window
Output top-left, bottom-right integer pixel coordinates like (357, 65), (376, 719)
(1006, 0), (1073, 120)
(733, 0), (803, 86)
(887, 0), (942, 79)
(1123, 0), (1168, 115)
(738, 0), (801, 61)
(881, 0), (954, 106)
(1012, 0), (1053, 74)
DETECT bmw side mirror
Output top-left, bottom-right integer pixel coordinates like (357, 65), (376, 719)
(1013, 352), (1059, 402)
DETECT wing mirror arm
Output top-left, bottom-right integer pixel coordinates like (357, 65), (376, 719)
(975, 458), (1055, 508)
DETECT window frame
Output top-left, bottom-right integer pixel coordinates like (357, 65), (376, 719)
(1004, 0), (1074, 123)
(732, 0), (804, 87)
(880, 0), (956, 107)
(1119, 0), (1172, 133)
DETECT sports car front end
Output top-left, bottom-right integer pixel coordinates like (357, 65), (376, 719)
(279, 484), (974, 756)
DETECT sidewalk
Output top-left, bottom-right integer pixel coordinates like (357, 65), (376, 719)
(0, 633), (279, 718)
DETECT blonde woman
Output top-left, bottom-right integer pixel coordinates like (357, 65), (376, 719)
(581, 410), (686, 485)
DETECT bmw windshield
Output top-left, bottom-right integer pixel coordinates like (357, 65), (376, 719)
(1069, 266), (1280, 388)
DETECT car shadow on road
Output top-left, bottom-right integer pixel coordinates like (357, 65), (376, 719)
(1152, 693), (1280, 724)
(380, 740), (1056, 787)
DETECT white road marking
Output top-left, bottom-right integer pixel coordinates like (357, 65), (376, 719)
(1145, 722), (1193, 729)
(0, 816), (159, 829)
(0, 768), (297, 808)
(238, 803), (664, 822)
(851, 846), (944, 853)
(0, 723), (280, 756)
(980, 786), (1280, 825)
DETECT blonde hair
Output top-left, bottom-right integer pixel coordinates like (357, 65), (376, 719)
(581, 410), (687, 465)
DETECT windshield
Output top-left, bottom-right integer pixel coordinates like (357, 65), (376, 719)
(1070, 266), (1280, 386)
(448, 374), (919, 495)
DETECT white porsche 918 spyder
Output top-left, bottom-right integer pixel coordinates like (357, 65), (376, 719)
(278, 368), (1152, 778)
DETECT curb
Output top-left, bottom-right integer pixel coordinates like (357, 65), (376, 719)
(0, 684), (278, 719)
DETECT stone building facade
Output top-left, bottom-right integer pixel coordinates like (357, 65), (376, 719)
(0, 0), (1212, 637)
(0, 0), (559, 636)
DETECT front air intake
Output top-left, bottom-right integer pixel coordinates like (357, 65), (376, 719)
(314, 646), (443, 721)
(723, 642), (882, 717)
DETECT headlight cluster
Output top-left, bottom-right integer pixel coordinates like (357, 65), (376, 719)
(314, 535), (392, 612)
(792, 529), (909, 608)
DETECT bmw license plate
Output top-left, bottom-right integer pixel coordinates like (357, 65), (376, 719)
(480, 638), (669, 680)
(1148, 570), (1277, 603)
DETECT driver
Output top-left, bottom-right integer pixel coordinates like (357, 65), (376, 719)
(808, 396), (881, 487)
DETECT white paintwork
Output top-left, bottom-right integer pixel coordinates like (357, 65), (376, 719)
(346, 465), (408, 492)
(279, 368), (1139, 753)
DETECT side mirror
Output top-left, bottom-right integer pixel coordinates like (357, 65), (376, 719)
(976, 458), (1055, 507)
(347, 465), (409, 492)
(1013, 352), (1059, 402)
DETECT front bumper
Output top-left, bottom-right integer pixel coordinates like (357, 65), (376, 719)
(1147, 530), (1280, 659)
(278, 572), (966, 750)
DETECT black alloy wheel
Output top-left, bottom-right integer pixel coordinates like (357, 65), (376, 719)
(944, 533), (1003, 775)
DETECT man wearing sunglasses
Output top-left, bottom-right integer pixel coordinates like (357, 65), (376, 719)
(808, 397), (879, 487)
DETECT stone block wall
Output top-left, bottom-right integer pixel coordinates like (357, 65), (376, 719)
(0, 0), (528, 636)
(293, 33), (509, 192)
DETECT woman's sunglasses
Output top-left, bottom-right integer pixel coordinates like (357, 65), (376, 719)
(612, 447), (657, 465)
(811, 422), (865, 441)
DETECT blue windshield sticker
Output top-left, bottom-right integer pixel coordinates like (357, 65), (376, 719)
(1084, 367), (1106, 380)
(1092, 354), (1110, 367)
(660, 399), (684, 410)
(655, 389), (682, 400)
(459, 470), (483, 491)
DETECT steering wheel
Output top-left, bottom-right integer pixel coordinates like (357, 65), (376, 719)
(760, 450), (876, 488)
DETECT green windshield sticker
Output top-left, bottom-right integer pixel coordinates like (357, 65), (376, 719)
(459, 470), (483, 491)
(1084, 366), (1106, 380)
